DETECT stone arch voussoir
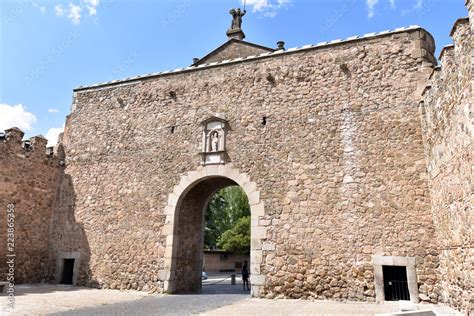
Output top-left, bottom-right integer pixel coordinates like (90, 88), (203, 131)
(162, 164), (267, 297)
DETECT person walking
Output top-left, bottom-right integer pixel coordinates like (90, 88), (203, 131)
(242, 260), (250, 291)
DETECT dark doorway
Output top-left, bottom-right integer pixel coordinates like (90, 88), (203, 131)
(60, 259), (75, 285)
(382, 265), (410, 301)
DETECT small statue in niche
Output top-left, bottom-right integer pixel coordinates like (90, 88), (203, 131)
(210, 130), (219, 152)
(200, 116), (229, 165)
(229, 8), (246, 30)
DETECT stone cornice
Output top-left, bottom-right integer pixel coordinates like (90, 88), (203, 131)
(74, 25), (428, 92)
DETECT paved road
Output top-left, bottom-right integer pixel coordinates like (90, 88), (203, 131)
(51, 275), (250, 316)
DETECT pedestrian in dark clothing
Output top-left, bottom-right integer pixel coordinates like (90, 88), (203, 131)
(242, 260), (250, 291)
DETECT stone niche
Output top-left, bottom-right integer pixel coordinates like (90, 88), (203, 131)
(200, 116), (229, 165)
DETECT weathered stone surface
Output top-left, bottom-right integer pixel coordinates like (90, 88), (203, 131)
(0, 130), (61, 283)
(419, 15), (473, 314)
(50, 26), (441, 301)
(0, 3), (471, 314)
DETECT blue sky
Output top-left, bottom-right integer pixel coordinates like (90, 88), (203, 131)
(0, 0), (467, 145)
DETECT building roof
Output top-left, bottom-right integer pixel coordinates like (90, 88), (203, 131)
(192, 38), (274, 66)
(74, 25), (424, 92)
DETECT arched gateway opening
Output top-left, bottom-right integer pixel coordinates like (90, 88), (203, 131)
(162, 165), (266, 296)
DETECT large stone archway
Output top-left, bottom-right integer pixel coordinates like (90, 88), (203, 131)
(162, 164), (267, 297)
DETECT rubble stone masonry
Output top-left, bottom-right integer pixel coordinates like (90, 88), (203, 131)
(419, 4), (473, 312)
(0, 128), (61, 283)
(0, 2), (472, 314)
(60, 27), (439, 302)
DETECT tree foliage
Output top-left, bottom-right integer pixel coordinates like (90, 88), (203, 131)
(204, 186), (250, 254)
(218, 216), (250, 255)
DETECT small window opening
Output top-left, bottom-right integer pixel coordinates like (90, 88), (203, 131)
(22, 140), (32, 151)
(262, 116), (267, 126)
(170, 126), (176, 134)
(382, 265), (410, 301)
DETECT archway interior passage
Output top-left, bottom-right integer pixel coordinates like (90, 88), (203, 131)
(173, 176), (250, 294)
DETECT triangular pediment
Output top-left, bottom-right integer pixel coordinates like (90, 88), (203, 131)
(193, 39), (274, 66)
(201, 116), (228, 126)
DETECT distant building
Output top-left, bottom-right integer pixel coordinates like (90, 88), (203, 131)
(203, 250), (249, 273)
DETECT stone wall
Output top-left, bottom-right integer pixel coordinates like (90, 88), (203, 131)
(59, 26), (440, 303)
(419, 8), (473, 313)
(0, 128), (61, 283)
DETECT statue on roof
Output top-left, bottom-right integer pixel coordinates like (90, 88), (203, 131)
(229, 8), (246, 30)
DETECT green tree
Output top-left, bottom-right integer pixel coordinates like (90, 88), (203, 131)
(218, 216), (250, 255)
(204, 186), (250, 251)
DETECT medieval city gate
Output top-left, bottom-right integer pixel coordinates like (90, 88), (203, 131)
(161, 164), (266, 296)
(3, 6), (470, 312)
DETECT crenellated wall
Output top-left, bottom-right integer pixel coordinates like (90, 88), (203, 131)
(0, 128), (62, 283)
(0, 3), (471, 314)
(419, 7), (473, 313)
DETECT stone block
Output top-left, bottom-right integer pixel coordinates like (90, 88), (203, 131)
(248, 191), (260, 205)
(162, 224), (174, 235)
(250, 274), (265, 286)
(251, 250), (263, 264)
(251, 238), (262, 250)
(164, 205), (175, 215)
(250, 262), (260, 274)
(261, 242), (276, 251)
(251, 226), (267, 239)
(167, 193), (179, 206)
(251, 202), (265, 216)
(251, 285), (261, 298)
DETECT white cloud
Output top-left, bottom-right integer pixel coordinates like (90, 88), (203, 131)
(414, 0), (423, 9)
(366, 0), (379, 18)
(389, 0), (396, 8)
(54, 0), (99, 24)
(0, 104), (37, 132)
(244, 0), (268, 12)
(85, 0), (99, 5)
(45, 126), (64, 146)
(68, 3), (82, 24)
(55, 4), (65, 16)
(241, 0), (290, 17)
(87, 6), (97, 16)
(85, 0), (100, 16)
(48, 108), (60, 113)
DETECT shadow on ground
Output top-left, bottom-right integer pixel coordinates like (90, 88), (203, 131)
(0, 284), (83, 297)
(50, 274), (250, 316)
